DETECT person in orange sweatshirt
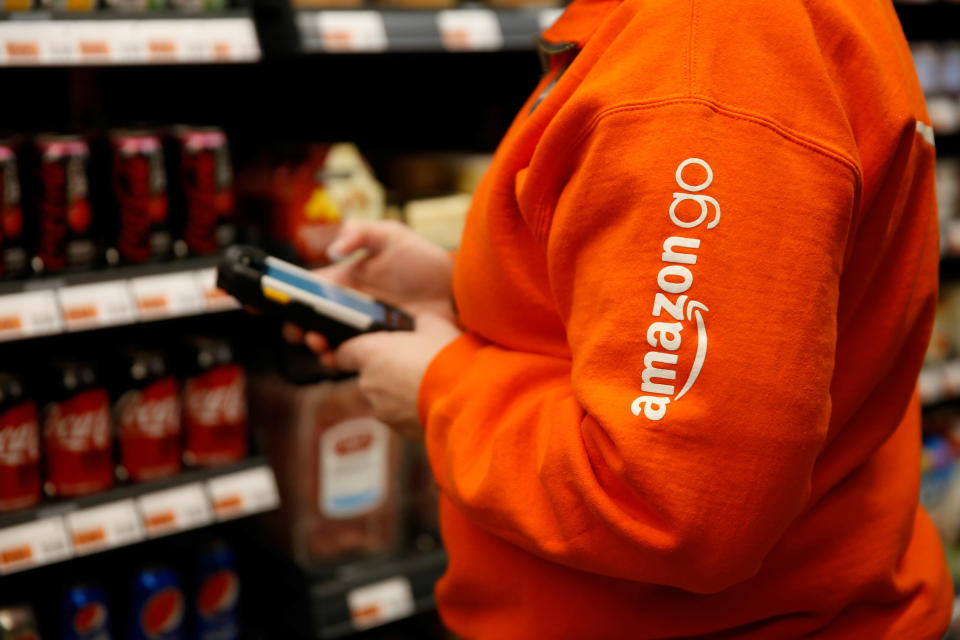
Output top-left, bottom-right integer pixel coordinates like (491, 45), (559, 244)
(287, 0), (954, 636)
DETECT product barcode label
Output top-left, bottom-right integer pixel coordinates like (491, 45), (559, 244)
(59, 281), (136, 330)
(437, 10), (503, 51)
(207, 466), (280, 521)
(66, 499), (144, 555)
(130, 272), (204, 320)
(0, 290), (63, 341)
(347, 576), (416, 630)
(0, 517), (72, 575)
(138, 482), (212, 538)
(317, 12), (388, 53)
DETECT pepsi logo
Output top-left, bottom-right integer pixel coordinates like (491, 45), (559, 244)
(197, 570), (239, 618)
(141, 587), (184, 635)
(73, 602), (107, 632)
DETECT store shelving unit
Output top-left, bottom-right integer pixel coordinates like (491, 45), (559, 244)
(0, 256), (239, 342)
(309, 549), (446, 638)
(293, 7), (560, 53)
(0, 455), (278, 575)
(0, 9), (260, 65)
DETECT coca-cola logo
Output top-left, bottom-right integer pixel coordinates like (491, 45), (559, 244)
(0, 419), (38, 465)
(119, 390), (180, 438)
(185, 370), (245, 428)
(45, 396), (110, 452)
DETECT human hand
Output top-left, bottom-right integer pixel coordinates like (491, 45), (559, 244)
(315, 312), (462, 438)
(319, 219), (455, 318)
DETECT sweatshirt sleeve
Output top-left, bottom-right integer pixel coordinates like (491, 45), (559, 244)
(418, 100), (859, 594)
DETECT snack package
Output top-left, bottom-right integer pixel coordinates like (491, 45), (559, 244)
(250, 375), (401, 568)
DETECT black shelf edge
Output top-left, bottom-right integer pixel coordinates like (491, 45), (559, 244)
(309, 549), (447, 639)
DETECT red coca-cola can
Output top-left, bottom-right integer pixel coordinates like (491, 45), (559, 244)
(116, 349), (181, 482)
(109, 131), (171, 264)
(43, 361), (114, 498)
(0, 373), (40, 513)
(182, 339), (247, 467)
(168, 127), (235, 256)
(0, 141), (28, 279)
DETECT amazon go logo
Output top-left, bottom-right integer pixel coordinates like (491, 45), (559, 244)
(632, 158), (720, 421)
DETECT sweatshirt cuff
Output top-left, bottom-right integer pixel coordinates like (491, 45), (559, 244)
(418, 332), (485, 429)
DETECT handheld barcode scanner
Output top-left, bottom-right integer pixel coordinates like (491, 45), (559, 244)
(217, 245), (414, 347)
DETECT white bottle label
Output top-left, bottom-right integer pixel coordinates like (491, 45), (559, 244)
(320, 418), (387, 518)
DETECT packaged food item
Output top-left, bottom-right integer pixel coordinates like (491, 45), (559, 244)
(170, 0), (225, 10)
(166, 127), (236, 257)
(0, 604), (40, 640)
(375, 0), (454, 8)
(37, 0), (96, 10)
(193, 541), (240, 640)
(289, 0), (363, 8)
(0, 372), (40, 513)
(43, 361), (113, 498)
(130, 567), (186, 640)
(0, 141), (28, 279)
(249, 376), (400, 567)
(32, 135), (97, 274)
(106, 131), (171, 265)
(61, 583), (112, 640)
(237, 143), (384, 264)
(404, 193), (472, 250)
(181, 338), (247, 467)
(0, 0), (34, 10)
(115, 349), (181, 482)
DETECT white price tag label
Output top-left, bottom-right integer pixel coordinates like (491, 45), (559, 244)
(66, 499), (144, 555)
(138, 20), (183, 62)
(0, 290), (62, 341)
(130, 272), (204, 320)
(0, 518), (72, 574)
(538, 8), (564, 32)
(203, 18), (260, 62)
(110, 20), (145, 63)
(0, 23), (47, 64)
(193, 268), (240, 311)
(138, 482), (213, 538)
(919, 364), (946, 405)
(207, 466), (280, 521)
(59, 281), (136, 330)
(317, 12), (388, 53)
(69, 21), (114, 63)
(943, 360), (960, 398)
(437, 10), (503, 51)
(348, 576), (416, 631)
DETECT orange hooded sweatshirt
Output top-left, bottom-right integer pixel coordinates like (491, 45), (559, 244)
(417, 0), (953, 637)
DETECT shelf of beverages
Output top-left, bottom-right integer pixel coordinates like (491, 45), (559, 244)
(0, 128), (242, 341)
(294, 6), (561, 53)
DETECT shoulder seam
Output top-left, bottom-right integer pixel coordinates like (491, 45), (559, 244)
(573, 96), (861, 181)
(533, 96), (863, 241)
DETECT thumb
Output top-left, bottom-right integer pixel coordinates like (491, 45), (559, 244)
(327, 220), (391, 261)
(334, 334), (376, 372)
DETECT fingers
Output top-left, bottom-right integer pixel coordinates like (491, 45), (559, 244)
(282, 322), (304, 344)
(334, 334), (380, 372)
(326, 219), (398, 261)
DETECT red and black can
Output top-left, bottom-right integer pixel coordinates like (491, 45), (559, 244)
(0, 141), (28, 279)
(33, 135), (97, 273)
(182, 338), (247, 467)
(168, 127), (235, 256)
(115, 348), (181, 482)
(108, 131), (171, 264)
(0, 373), (40, 513)
(43, 360), (114, 498)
